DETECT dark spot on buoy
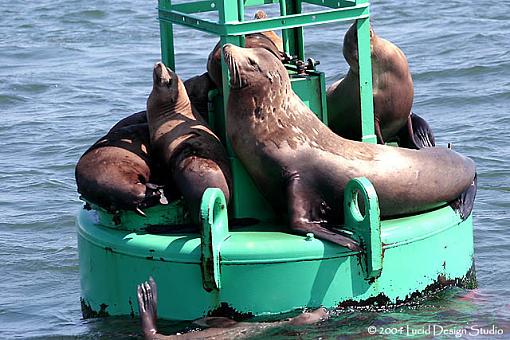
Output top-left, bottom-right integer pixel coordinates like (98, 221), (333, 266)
(208, 302), (254, 321)
(129, 297), (135, 318)
(336, 263), (477, 312)
(80, 298), (110, 319)
(113, 214), (121, 225)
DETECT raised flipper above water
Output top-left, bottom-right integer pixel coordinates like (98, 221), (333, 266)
(450, 174), (477, 220)
(137, 277), (158, 339)
(137, 278), (329, 339)
(397, 113), (436, 149)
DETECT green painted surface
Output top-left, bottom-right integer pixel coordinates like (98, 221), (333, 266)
(200, 188), (230, 291)
(77, 203), (474, 320)
(356, 18), (376, 143)
(344, 177), (382, 279)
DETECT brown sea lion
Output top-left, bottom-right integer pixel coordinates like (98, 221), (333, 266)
(75, 123), (164, 215)
(327, 21), (434, 148)
(147, 62), (232, 222)
(222, 44), (476, 249)
(183, 72), (214, 121)
(207, 29), (283, 88)
(137, 277), (329, 339)
(253, 10), (284, 51)
(109, 110), (147, 131)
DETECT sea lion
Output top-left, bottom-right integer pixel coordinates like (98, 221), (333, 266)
(110, 110), (147, 131)
(253, 10), (284, 51)
(327, 21), (434, 148)
(222, 44), (476, 249)
(75, 122), (164, 215)
(183, 72), (214, 121)
(207, 30), (283, 88)
(137, 277), (329, 339)
(147, 62), (232, 223)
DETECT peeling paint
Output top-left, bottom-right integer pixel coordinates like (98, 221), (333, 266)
(336, 264), (477, 312)
(80, 298), (110, 319)
(207, 302), (254, 321)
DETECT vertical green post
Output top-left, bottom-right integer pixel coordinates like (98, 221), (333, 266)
(218, 0), (242, 155)
(158, 0), (175, 70)
(356, 17), (376, 144)
(282, 0), (305, 60)
(319, 71), (329, 124)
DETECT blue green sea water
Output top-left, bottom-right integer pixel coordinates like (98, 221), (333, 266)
(1, 0), (509, 338)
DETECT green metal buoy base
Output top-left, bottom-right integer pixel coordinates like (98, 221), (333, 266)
(77, 180), (474, 321)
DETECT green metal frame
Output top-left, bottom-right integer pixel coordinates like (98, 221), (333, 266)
(157, 0), (375, 142)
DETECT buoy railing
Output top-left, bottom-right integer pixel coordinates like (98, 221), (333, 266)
(157, 0), (376, 143)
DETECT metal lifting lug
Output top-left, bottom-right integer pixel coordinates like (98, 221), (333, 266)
(296, 60), (306, 75)
(306, 58), (320, 71)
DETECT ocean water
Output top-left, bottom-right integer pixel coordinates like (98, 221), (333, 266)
(1, 0), (509, 338)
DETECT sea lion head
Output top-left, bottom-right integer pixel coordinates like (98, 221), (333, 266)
(222, 43), (287, 91)
(147, 62), (189, 117)
(148, 62), (181, 104)
(343, 20), (375, 72)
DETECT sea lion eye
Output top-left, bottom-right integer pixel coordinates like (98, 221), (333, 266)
(248, 57), (257, 66)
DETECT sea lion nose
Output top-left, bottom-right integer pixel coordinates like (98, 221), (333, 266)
(222, 43), (233, 55)
(153, 61), (172, 83)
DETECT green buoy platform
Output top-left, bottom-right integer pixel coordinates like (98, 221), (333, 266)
(77, 0), (475, 320)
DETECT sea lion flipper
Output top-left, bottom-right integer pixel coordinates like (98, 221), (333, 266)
(137, 279), (158, 338)
(396, 113), (436, 149)
(148, 277), (158, 320)
(410, 113), (436, 148)
(450, 174), (477, 220)
(287, 178), (361, 251)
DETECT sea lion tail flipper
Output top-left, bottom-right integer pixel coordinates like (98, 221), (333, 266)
(450, 174), (477, 220)
(397, 113), (436, 149)
(137, 277), (158, 339)
(410, 113), (436, 148)
(140, 183), (167, 208)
